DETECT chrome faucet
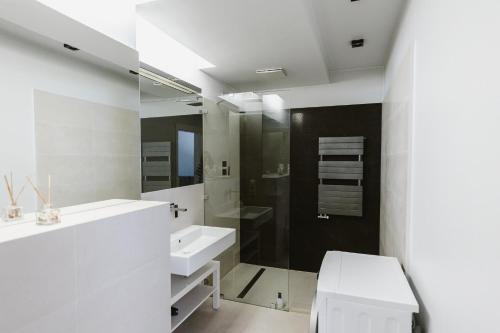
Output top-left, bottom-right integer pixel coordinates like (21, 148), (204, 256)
(170, 203), (188, 218)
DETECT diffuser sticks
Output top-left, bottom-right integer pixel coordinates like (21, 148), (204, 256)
(27, 175), (60, 225)
(2, 174), (61, 225)
(2, 172), (25, 221)
(26, 176), (48, 206)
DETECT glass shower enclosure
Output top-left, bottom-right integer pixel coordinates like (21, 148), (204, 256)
(203, 93), (291, 311)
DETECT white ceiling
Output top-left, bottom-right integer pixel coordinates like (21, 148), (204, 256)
(138, 0), (405, 91)
(310, 0), (405, 71)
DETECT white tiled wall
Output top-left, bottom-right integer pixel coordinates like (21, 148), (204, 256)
(203, 99), (241, 277)
(0, 227), (76, 333)
(34, 90), (141, 208)
(0, 202), (170, 333)
(380, 44), (415, 268)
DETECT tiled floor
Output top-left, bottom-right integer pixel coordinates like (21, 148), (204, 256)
(174, 299), (310, 333)
(221, 263), (317, 313)
(289, 270), (318, 313)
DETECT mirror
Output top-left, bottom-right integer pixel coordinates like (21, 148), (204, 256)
(139, 66), (204, 192)
(1, 14), (209, 225)
(1, 17), (141, 225)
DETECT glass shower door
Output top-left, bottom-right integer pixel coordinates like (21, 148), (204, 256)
(204, 94), (291, 311)
(203, 98), (241, 287)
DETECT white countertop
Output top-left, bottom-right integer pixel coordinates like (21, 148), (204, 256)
(0, 199), (168, 245)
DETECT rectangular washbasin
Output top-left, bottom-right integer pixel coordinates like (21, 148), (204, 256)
(171, 225), (236, 276)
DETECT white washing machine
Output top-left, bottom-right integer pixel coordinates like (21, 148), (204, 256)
(312, 251), (418, 333)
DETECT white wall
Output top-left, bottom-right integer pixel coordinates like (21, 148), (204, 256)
(383, 1), (500, 332)
(141, 184), (205, 234)
(278, 67), (384, 109)
(0, 27), (139, 213)
(380, 44), (415, 268)
(37, 0), (137, 48)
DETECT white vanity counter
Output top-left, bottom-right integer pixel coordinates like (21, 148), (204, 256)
(0, 199), (165, 244)
(0, 199), (171, 333)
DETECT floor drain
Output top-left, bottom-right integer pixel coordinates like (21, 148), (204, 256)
(237, 268), (266, 299)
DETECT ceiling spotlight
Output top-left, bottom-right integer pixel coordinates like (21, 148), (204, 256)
(152, 82), (163, 86)
(351, 39), (364, 48)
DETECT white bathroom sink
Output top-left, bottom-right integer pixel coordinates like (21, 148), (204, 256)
(170, 225), (236, 276)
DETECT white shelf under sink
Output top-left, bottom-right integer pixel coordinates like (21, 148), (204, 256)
(171, 285), (213, 331)
(171, 261), (220, 332)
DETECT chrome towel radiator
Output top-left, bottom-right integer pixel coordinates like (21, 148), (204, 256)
(142, 141), (172, 192)
(318, 137), (364, 219)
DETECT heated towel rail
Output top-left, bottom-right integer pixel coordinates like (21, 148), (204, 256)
(318, 137), (364, 219)
(142, 141), (172, 192)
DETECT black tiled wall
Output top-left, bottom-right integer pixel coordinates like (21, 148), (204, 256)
(290, 104), (382, 272)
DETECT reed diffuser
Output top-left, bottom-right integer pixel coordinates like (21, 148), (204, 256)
(27, 175), (60, 225)
(2, 172), (25, 222)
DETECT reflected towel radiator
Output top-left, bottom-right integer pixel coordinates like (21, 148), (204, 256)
(142, 141), (172, 192)
(318, 137), (364, 219)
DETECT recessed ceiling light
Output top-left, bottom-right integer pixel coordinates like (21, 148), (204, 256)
(63, 43), (79, 51)
(351, 39), (364, 48)
(153, 82), (163, 86)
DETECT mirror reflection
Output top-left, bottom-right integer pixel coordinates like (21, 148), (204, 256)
(139, 68), (203, 192)
(1, 20), (141, 227)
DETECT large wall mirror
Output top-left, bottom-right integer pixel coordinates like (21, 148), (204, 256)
(139, 65), (204, 192)
(0, 12), (209, 223)
(0, 16), (142, 219)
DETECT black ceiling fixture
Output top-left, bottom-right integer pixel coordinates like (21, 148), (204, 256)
(63, 43), (79, 51)
(351, 0), (360, 2)
(351, 39), (364, 48)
